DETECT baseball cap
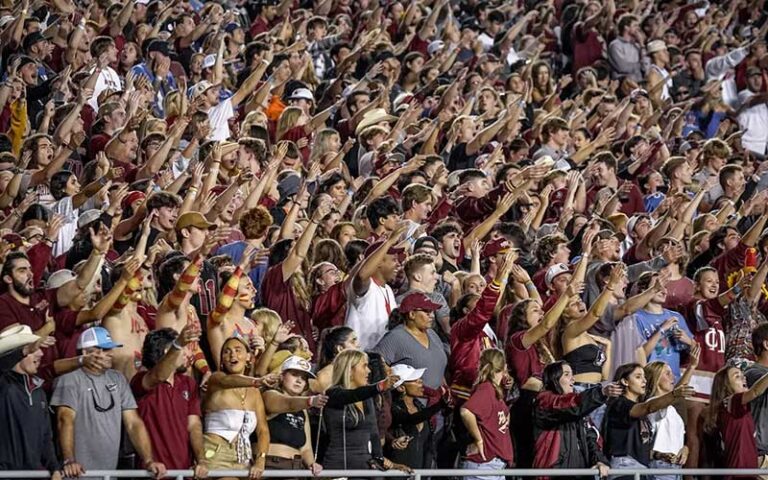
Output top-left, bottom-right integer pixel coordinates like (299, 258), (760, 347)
(277, 173), (302, 200)
(647, 40), (667, 54)
(47, 269), (77, 289)
(545, 263), (571, 288)
(147, 39), (171, 57)
(427, 40), (445, 56)
(414, 236), (439, 252)
(122, 191), (146, 210)
(483, 238), (511, 257)
(77, 209), (102, 229)
(627, 214), (650, 235)
(176, 211), (217, 232)
(22, 32), (46, 52)
(202, 54), (217, 70)
(679, 140), (700, 154)
(399, 292), (441, 314)
(224, 22), (242, 33)
(287, 88), (315, 102)
(391, 364), (426, 388)
(2, 233), (25, 250)
(747, 66), (763, 77)
(77, 326), (123, 350)
(280, 355), (316, 378)
(190, 80), (218, 100)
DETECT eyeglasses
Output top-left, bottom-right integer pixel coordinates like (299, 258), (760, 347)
(87, 376), (116, 413)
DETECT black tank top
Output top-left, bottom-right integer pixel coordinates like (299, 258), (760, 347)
(563, 343), (606, 375)
(267, 412), (307, 449)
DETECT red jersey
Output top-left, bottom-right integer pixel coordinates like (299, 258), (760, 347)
(712, 242), (749, 293)
(681, 298), (726, 373)
(718, 392), (758, 475)
(463, 381), (514, 464)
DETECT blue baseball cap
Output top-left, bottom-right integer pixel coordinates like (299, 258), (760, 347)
(77, 327), (123, 350)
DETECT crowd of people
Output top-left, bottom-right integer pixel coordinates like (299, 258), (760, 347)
(1, 0), (768, 478)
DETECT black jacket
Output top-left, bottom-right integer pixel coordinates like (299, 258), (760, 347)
(533, 386), (608, 478)
(0, 347), (60, 473)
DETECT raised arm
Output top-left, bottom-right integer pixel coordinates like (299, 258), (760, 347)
(466, 109), (509, 156)
(565, 264), (623, 337)
(744, 372), (768, 404)
(230, 53), (271, 108)
(142, 324), (200, 390)
(56, 226), (110, 307)
(281, 201), (330, 282)
(352, 223), (408, 296)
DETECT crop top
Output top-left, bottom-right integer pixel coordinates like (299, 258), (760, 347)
(267, 411), (307, 450)
(563, 343), (606, 375)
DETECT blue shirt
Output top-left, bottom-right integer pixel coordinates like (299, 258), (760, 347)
(130, 63), (177, 118)
(634, 308), (692, 379)
(215, 241), (268, 301)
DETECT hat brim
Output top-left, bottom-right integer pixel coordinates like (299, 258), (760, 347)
(284, 368), (317, 379)
(393, 367), (426, 388)
(0, 333), (40, 356)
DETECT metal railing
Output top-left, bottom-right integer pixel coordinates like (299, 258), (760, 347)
(1, 468), (767, 479)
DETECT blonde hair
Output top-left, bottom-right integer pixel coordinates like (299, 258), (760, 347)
(276, 106), (303, 141)
(310, 128), (340, 164)
(164, 90), (183, 119)
(474, 348), (506, 399)
(251, 308), (282, 342)
(330, 349), (369, 424)
(643, 361), (668, 398)
(331, 349), (366, 388)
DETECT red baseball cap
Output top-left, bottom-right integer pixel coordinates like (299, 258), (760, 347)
(399, 292), (442, 314)
(122, 191), (146, 210)
(483, 238), (511, 257)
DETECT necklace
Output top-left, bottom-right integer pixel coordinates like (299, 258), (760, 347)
(236, 387), (248, 407)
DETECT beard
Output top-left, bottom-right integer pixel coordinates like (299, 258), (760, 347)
(13, 277), (33, 297)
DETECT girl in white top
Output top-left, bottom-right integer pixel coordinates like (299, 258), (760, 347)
(643, 343), (701, 480)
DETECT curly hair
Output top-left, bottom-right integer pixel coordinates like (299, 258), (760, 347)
(240, 206), (274, 240)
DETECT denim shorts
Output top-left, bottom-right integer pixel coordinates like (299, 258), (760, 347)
(460, 456), (506, 480)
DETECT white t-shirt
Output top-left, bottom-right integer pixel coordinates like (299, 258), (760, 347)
(52, 196), (78, 257)
(208, 98), (235, 141)
(88, 67), (123, 111)
(648, 403), (685, 454)
(345, 280), (398, 350)
(737, 89), (768, 156)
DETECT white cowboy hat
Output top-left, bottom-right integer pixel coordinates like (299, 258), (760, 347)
(0, 325), (40, 356)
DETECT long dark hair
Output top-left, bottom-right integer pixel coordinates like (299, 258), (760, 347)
(508, 299), (536, 335)
(319, 326), (355, 368)
(449, 292), (480, 326)
(613, 362), (644, 399)
(542, 361), (569, 394)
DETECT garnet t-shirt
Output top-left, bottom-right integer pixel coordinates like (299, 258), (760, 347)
(462, 381), (514, 464)
(130, 371), (201, 469)
(603, 396), (653, 465)
(718, 392), (758, 471)
(506, 330), (544, 387)
(261, 262), (316, 353)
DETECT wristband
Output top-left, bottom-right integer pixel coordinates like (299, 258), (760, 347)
(732, 285), (743, 296)
(171, 340), (183, 351)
